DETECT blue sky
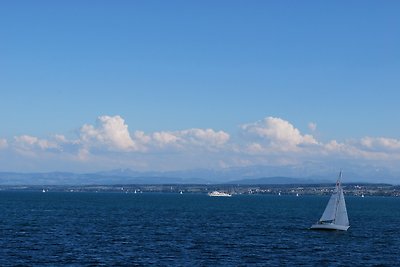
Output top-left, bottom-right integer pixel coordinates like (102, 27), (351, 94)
(1, 1), (400, 180)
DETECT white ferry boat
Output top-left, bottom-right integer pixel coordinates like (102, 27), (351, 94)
(208, 191), (232, 197)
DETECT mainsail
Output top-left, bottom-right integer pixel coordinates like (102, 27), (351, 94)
(319, 185), (340, 223)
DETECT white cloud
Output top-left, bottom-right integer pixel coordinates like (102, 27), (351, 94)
(324, 140), (346, 152)
(180, 128), (230, 147)
(15, 135), (38, 146)
(151, 128), (229, 150)
(0, 138), (8, 149)
(152, 131), (181, 147)
(80, 115), (139, 152)
(308, 122), (317, 132)
(360, 137), (400, 151)
(323, 140), (360, 157)
(54, 134), (68, 143)
(133, 131), (151, 144)
(245, 143), (264, 154)
(322, 138), (398, 161)
(14, 135), (60, 150)
(78, 147), (90, 161)
(241, 117), (318, 151)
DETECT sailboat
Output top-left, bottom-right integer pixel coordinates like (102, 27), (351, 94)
(310, 171), (350, 231)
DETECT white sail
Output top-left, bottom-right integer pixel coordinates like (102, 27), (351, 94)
(335, 189), (349, 226)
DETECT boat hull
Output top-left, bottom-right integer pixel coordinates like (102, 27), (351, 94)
(310, 223), (349, 231)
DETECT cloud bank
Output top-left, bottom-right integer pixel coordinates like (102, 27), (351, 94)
(1, 115), (400, 176)
(78, 115), (230, 153)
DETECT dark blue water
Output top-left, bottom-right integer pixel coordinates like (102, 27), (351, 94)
(0, 192), (399, 266)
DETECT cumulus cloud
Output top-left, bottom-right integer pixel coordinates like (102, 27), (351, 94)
(80, 115), (139, 152)
(241, 117), (318, 151)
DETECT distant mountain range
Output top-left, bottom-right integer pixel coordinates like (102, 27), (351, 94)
(0, 171), (207, 185)
(0, 165), (397, 185)
(0, 171), (330, 185)
(226, 176), (330, 185)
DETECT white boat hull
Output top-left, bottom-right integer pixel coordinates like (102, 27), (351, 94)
(310, 223), (349, 231)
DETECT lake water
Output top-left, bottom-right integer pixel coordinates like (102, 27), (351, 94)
(0, 192), (399, 266)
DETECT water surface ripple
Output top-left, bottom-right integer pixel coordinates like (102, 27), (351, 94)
(0, 192), (399, 266)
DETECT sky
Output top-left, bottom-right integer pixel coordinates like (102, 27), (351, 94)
(1, 1), (400, 181)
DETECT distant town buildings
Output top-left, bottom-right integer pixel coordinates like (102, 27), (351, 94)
(1, 183), (400, 197)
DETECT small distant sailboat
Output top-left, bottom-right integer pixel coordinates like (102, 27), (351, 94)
(310, 171), (350, 231)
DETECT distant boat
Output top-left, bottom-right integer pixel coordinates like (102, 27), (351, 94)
(310, 171), (350, 231)
(208, 191), (232, 197)
(180, 191), (183, 194)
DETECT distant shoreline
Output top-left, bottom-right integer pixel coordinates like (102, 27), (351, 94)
(1, 183), (399, 197)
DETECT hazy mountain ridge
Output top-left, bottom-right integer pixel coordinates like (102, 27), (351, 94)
(226, 176), (331, 185)
(0, 164), (398, 185)
(0, 162), (400, 185)
(0, 171), (212, 185)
